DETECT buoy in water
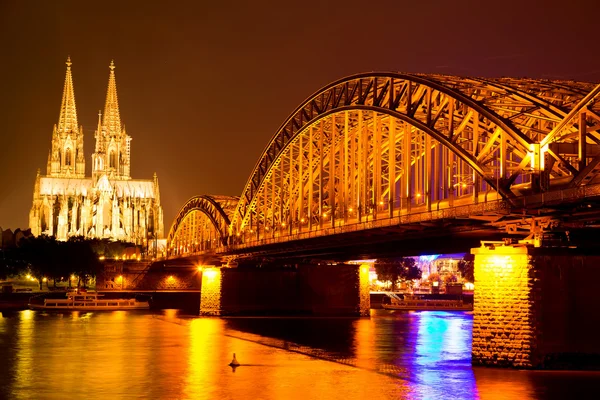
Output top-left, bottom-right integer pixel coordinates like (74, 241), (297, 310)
(229, 353), (240, 367)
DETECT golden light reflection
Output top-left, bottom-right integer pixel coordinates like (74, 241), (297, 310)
(353, 318), (376, 371)
(14, 310), (34, 391)
(184, 319), (224, 398)
(358, 264), (370, 316)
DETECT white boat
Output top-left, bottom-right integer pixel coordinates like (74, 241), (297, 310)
(382, 292), (472, 311)
(29, 291), (150, 311)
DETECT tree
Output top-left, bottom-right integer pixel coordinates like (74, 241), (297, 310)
(443, 274), (458, 284)
(374, 257), (422, 291)
(427, 272), (441, 284)
(16, 235), (59, 290)
(401, 258), (422, 282)
(457, 254), (475, 282)
(65, 237), (102, 288)
(11, 236), (103, 290)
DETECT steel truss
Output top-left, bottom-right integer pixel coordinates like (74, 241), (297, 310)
(169, 73), (600, 256)
(167, 195), (237, 256)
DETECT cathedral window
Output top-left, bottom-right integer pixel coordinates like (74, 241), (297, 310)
(65, 148), (72, 166)
(110, 151), (117, 169)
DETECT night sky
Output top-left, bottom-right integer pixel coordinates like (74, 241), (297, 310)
(1, 0), (599, 232)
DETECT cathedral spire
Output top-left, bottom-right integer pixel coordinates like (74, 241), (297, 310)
(95, 110), (102, 152)
(102, 60), (122, 137)
(57, 56), (78, 134)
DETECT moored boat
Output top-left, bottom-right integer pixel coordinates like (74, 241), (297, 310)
(382, 292), (472, 311)
(29, 290), (150, 311)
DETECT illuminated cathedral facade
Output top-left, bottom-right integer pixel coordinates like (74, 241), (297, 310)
(29, 58), (164, 244)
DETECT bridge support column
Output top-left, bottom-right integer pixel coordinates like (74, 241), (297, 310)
(472, 243), (600, 369)
(199, 267), (222, 316)
(358, 264), (371, 317)
(198, 264), (369, 316)
(471, 244), (536, 368)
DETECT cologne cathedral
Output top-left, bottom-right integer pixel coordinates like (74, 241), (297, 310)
(29, 58), (164, 244)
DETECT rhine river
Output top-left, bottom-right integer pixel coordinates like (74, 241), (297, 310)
(1, 309), (598, 399)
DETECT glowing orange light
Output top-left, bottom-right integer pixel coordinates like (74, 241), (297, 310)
(301, 218), (305, 223)
(203, 268), (218, 279)
(379, 201), (384, 205)
(416, 193), (422, 198)
(168, 275), (175, 282)
(348, 208), (353, 212)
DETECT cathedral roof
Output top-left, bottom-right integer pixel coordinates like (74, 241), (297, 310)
(102, 60), (122, 137)
(57, 56), (79, 134)
(39, 176), (157, 199)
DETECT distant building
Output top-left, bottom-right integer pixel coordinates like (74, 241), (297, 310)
(415, 254), (464, 279)
(29, 58), (164, 244)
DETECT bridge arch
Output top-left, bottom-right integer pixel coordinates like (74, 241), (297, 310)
(230, 73), (600, 239)
(167, 195), (238, 256)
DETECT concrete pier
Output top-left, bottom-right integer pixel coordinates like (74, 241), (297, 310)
(472, 243), (600, 368)
(200, 264), (370, 317)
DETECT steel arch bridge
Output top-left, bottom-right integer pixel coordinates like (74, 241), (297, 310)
(166, 195), (238, 255)
(168, 72), (600, 259)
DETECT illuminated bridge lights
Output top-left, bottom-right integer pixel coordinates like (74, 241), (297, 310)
(167, 73), (600, 259)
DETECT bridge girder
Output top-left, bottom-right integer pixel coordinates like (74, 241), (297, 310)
(168, 73), (600, 259)
(167, 195), (238, 255)
(230, 73), (600, 238)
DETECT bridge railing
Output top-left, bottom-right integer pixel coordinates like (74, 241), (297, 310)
(167, 181), (600, 259)
(223, 198), (509, 252)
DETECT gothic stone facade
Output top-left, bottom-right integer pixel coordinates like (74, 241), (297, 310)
(29, 58), (164, 244)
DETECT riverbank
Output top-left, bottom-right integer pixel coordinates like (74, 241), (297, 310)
(0, 293), (37, 310)
(0, 291), (202, 313)
(2, 292), (474, 312)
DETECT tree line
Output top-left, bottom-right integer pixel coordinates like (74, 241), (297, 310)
(0, 236), (135, 289)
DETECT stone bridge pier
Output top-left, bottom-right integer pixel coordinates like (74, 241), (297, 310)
(199, 264), (370, 317)
(472, 243), (600, 369)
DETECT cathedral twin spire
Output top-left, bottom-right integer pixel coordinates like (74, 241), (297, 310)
(48, 57), (131, 180)
(57, 56), (78, 135)
(102, 61), (122, 139)
(92, 59), (131, 180)
(47, 56), (84, 177)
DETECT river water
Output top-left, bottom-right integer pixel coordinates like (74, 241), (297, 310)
(0, 309), (598, 399)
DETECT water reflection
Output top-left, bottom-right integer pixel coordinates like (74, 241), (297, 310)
(410, 311), (477, 399)
(0, 309), (599, 399)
